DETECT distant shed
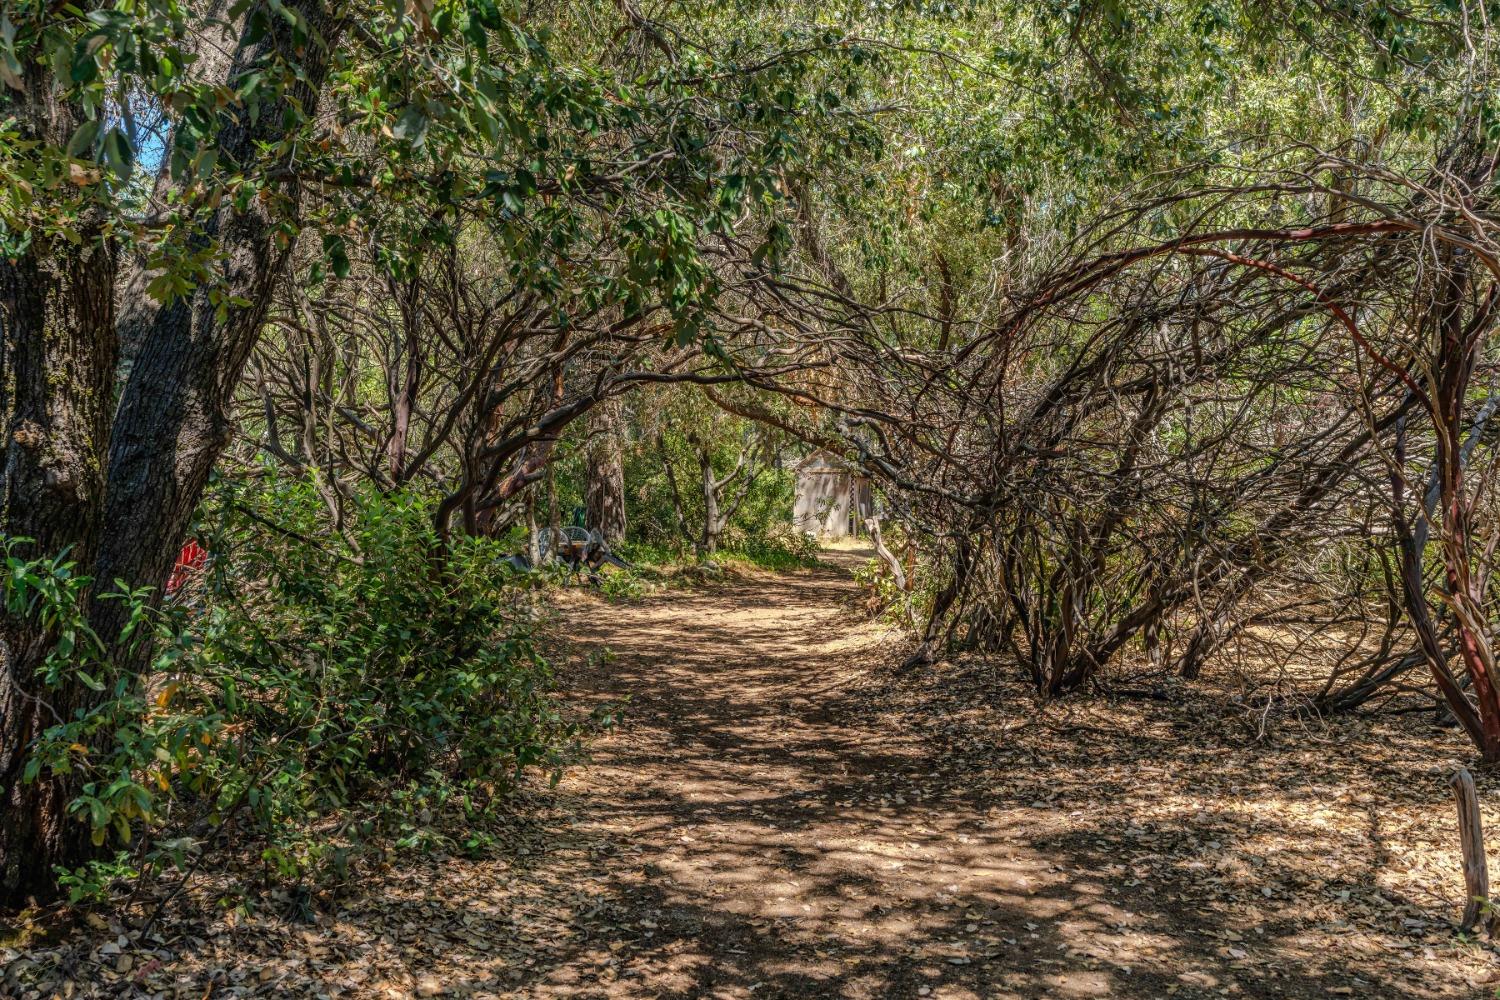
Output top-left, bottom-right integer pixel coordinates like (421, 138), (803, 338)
(793, 451), (871, 539)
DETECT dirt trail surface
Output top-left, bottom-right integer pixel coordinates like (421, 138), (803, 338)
(8, 553), (1499, 998)
(493, 554), (1495, 1000)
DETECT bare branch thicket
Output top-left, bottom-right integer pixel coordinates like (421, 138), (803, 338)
(807, 132), (1500, 757)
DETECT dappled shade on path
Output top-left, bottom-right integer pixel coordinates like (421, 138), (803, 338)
(500, 553), (1492, 999)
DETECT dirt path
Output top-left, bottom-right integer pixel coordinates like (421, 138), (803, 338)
(488, 556), (1489, 999)
(19, 554), (1493, 998)
(545, 551), (965, 998)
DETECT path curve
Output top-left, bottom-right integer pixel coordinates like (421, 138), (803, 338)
(532, 556), (1127, 999)
(505, 555), (1480, 1000)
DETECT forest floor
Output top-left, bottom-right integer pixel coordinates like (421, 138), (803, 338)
(7, 550), (1500, 999)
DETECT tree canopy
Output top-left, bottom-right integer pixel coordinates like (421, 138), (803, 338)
(4, 0), (1500, 951)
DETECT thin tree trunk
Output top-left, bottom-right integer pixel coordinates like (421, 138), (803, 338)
(586, 402), (627, 544)
(868, 516), (906, 593)
(698, 444), (720, 557)
(1451, 768), (1497, 935)
(387, 277), (422, 484)
(934, 250), (956, 353)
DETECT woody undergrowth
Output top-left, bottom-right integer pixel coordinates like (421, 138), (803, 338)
(3, 475), (594, 915)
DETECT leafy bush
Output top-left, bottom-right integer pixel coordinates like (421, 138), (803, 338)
(721, 525), (823, 570)
(54, 853), (139, 906)
(9, 477), (589, 897)
(5, 539), (220, 862)
(197, 479), (588, 876)
(853, 556), (909, 622)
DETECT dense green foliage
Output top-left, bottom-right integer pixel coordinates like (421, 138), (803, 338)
(6, 479), (584, 898)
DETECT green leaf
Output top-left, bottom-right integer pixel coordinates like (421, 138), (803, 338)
(70, 40), (100, 84)
(66, 119), (101, 158)
(100, 127), (134, 181)
(322, 234), (350, 279)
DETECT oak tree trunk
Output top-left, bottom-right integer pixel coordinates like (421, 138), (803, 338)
(91, 1), (346, 658)
(0, 0), (344, 905)
(0, 68), (120, 903)
(585, 402), (627, 544)
(0, 234), (118, 901)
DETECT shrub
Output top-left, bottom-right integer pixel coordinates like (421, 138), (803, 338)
(722, 525), (823, 570)
(196, 479), (588, 875)
(5, 539), (221, 867)
(9, 477), (589, 898)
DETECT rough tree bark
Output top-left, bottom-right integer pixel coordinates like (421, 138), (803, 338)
(0, 56), (121, 903)
(585, 402), (628, 544)
(0, 0), (345, 904)
(91, 2), (346, 653)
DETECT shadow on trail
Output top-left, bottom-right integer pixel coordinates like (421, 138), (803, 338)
(453, 556), (1481, 999)
(101, 556), (1484, 998)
